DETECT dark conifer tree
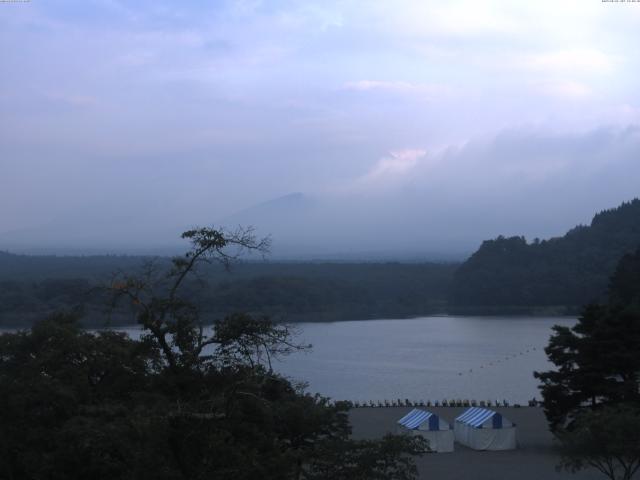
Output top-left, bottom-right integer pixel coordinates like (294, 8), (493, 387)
(535, 247), (640, 431)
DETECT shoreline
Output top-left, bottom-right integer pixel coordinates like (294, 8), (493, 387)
(348, 406), (601, 479)
(0, 310), (578, 329)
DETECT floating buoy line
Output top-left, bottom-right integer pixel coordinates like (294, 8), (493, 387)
(456, 345), (539, 377)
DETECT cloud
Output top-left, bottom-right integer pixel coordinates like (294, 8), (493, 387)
(277, 5), (344, 31)
(368, 149), (426, 175)
(43, 92), (102, 108)
(425, 2), (520, 36)
(344, 125), (640, 199)
(350, 149), (427, 191)
(367, 0), (521, 38)
(521, 49), (616, 74)
(231, 0), (263, 16)
(2, 0), (640, 250)
(535, 80), (593, 99)
(343, 81), (451, 100)
(250, 125), (640, 257)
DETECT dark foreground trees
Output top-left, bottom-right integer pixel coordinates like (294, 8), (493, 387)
(535, 247), (640, 480)
(557, 404), (640, 480)
(0, 227), (425, 480)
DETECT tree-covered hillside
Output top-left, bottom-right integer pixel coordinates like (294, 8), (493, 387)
(0, 254), (456, 326)
(4, 199), (640, 322)
(0, 228), (425, 479)
(451, 199), (640, 310)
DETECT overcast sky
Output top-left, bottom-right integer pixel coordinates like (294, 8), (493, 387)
(1, 0), (639, 255)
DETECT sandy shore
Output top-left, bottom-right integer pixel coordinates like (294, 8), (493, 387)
(349, 406), (603, 480)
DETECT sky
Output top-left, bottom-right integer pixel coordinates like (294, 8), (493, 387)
(1, 0), (639, 257)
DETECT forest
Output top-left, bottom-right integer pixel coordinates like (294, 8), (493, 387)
(0, 228), (427, 479)
(0, 254), (456, 326)
(2, 198), (640, 325)
(450, 199), (640, 312)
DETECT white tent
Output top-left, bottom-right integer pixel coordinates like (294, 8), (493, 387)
(454, 407), (517, 451)
(396, 408), (454, 453)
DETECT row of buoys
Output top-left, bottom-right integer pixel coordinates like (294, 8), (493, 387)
(457, 346), (539, 376)
(346, 398), (523, 408)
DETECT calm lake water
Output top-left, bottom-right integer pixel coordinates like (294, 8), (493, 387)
(272, 316), (575, 404)
(3, 315), (574, 404)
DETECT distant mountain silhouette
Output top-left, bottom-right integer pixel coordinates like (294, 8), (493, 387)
(221, 192), (313, 227)
(451, 198), (640, 309)
(218, 192), (331, 258)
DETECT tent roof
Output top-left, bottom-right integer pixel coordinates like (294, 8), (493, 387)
(397, 409), (437, 429)
(455, 407), (501, 428)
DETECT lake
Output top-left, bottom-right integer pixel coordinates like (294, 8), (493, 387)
(272, 316), (574, 404)
(3, 315), (573, 404)
(114, 315), (573, 404)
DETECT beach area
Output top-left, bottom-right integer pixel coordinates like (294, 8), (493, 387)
(349, 406), (603, 480)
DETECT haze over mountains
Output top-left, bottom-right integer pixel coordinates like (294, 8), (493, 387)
(228, 127), (640, 259)
(3, 127), (640, 259)
(3, 197), (640, 326)
(3, 1), (640, 261)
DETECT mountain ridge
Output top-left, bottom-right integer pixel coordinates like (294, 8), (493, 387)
(451, 198), (640, 309)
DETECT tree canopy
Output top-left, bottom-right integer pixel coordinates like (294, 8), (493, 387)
(535, 246), (640, 430)
(535, 247), (640, 479)
(0, 252), (455, 328)
(0, 226), (426, 480)
(452, 199), (640, 310)
(557, 404), (640, 480)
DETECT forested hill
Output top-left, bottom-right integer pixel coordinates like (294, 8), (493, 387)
(0, 254), (457, 326)
(0, 251), (146, 281)
(451, 199), (640, 311)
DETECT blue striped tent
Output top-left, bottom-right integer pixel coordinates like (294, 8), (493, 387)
(455, 407), (506, 429)
(396, 409), (454, 452)
(454, 407), (516, 450)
